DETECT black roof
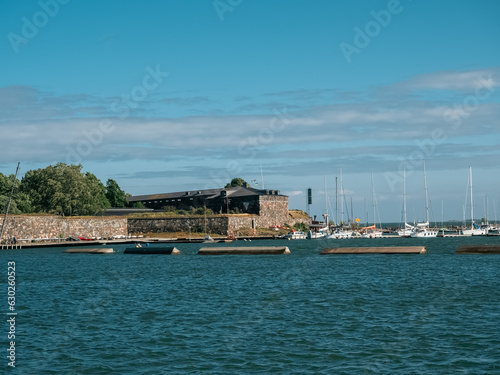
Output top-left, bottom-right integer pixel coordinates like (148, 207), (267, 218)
(128, 186), (286, 202)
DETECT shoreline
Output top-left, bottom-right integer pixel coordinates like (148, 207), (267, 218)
(2, 235), (283, 249)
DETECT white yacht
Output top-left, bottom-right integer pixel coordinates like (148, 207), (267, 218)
(361, 225), (383, 238)
(410, 222), (438, 238)
(284, 230), (306, 240)
(327, 227), (353, 239)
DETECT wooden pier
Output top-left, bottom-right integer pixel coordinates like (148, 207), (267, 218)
(456, 245), (500, 254)
(321, 246), (426, 254)
(198, 246), (290, 255)
(1, 244), (22, 250)
(64, 248), (114, 254)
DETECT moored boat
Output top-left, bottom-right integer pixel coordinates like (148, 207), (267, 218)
(284, 230), (306, 240)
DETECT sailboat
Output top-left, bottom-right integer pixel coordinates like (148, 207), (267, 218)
(398, 167), (414, 237)
(361, 171), (383, 238)
(327, 167), (353, 239)
(462, 167), (486, 236)
(410, 160), (438, 238)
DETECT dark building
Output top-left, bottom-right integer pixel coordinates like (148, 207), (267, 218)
(128, 185), (288, 216)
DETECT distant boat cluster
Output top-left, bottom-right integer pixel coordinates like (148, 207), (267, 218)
(285, 164), (499, 240)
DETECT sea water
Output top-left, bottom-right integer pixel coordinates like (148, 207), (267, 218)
(3, 236), (500, 374)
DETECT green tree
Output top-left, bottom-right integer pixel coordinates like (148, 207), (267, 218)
(293, 222), (308, 232)
(106, 179), (128, 208)
(0, 172), (31, 213)
(0, 173), (11, 196)
(20, 163), (110, 216)
(0, 195), (21, 215)
(225, 177), (248, 188)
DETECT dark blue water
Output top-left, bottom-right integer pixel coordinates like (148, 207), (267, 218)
(3, 237), (500, 374)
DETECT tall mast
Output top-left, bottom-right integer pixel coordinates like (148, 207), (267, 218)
(371, 170), (376, 227)
(485, 195), (488, 224)
(350, 197), (353, 228)
(441, 200), (444, 228)
(335, 177), (338, 225)
(260, 165), (265, 189)
(423, 160), (429, 224)
(340, 167), (344, 224)
(470, 166), (473, 228)
(403, 167), (407, 225)
(364, 198), (367, 226)
(324, 176), (328, 216)
(323, 176), (328, 227)
(0, 162), (20, 242)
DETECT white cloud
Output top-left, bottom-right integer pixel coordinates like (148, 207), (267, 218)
(391, 67), (500, 92)
(1, 70), (499, 179)
(285, 190), (303, 197)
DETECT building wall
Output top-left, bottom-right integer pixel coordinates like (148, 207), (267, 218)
(0, 216), (127, 241)
(257, 195), (290, 227)
(128, 217), (230, 236)
(0, 208), (309, 241)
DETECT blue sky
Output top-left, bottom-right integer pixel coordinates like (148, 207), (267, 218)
(1, 0), (500, 222)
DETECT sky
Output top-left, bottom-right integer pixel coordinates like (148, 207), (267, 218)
(1, 0), (500, 223)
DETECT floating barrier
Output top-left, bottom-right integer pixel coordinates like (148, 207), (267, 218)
(64, 248), (114, 254)
(198, 246), (290, 255)
(456, 245), (500, 254)
(320, 246), (426, 254)
(124, 247), (181, 254)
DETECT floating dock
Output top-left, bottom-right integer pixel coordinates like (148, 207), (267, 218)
(64, 248), (114, 254)
(320, 246), (426, 254)
(124, 247), (181, 254)
(198, 246), (290, 255)
(456, 245), (500, 254)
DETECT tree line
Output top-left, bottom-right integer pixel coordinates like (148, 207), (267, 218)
(0, 163), (133, 216)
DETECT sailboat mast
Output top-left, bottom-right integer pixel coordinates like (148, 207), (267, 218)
(441, 200), (444, 228)
(470, 166), (474, 228)
(485, 195), (488, 224)
(324, 176), (328, 217)
(423, 160), (429, 224)
(340, 167), (344, 224)
(403, 167), (407, 225)
(0, 162), (20, 242)
(335, 177), (338, 225)
(260, 165), (265, 190)
(350, 197), (353, 228)
(371, 170), (376, 227)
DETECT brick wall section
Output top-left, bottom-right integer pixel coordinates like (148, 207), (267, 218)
(0, 211), (311, 240)
(128, 214), (310, 236)
(257, 195), (289, 227)
(127, 217), (230, 235)
(0, 216), (127, 240)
